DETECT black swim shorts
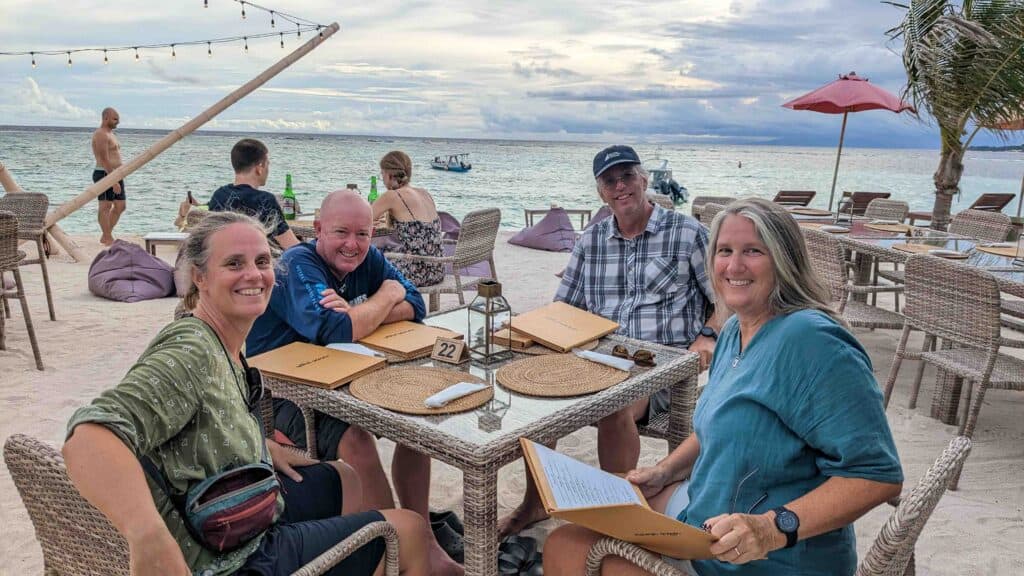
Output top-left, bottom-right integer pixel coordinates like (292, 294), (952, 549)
(92, 169), (126, 202)
(273, 398), (350, 461)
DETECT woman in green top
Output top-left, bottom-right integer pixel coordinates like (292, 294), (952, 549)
(64, 211), (440, 576)
(544, 198), (903, 575)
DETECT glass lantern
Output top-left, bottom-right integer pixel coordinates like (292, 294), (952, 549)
(467, 280), (513, 365)
(1015, 230), (1024, 267)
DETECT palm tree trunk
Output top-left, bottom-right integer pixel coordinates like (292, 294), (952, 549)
(930, 134), (964, 231)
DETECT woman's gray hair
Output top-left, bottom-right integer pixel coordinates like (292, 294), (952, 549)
(179, 211), (271, 311)
(706, 197), (843, 324)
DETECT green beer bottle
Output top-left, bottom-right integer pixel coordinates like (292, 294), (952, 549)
(282, 173), (296, 220)
(368, 175), (379, 203)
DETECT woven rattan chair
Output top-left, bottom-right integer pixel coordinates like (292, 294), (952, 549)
(772, 190), (816, 207)
(838, 192), (891, 216)
(388, 207), (501, 312)
(700, 203), (727, 227)
(803, 228), (904, 331)
(5, 433), (399, 575)
(647, 193), (675, 210)
(0, 211), (43, 370)
(882, 254), (1024, 489)
(0, 193), (55, 321)
(690, 196), (736, 222)
(582, 436), (971, 576)
(863, 199), (910, 311)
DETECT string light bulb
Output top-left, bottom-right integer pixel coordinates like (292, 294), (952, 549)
(240, 1), (246, 19)
(279, 32), (284, 49)
(31, 52), (36, 68)
(319, 26), (323, 38)
(134, 47), (140, 62)
(296, 23), (301, 38)
(171, 45), (176, 59)
(103, 49), (108, 64)
(66, 52), (72, 67)
(243, 37), (249, 53)
(207, 41), (212, 58)
(203, 0), (208, 6)
(270, 11), (275, 28)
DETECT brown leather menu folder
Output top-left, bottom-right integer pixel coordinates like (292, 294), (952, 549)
(509, 302), (619, 352)
(494, 326), (534, 349)
(358, 321), (463, 359)
(521, 438), (714, 559)
(248, 342), (385, 389)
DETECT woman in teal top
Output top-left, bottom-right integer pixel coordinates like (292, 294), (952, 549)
(545, 197), (903, 575)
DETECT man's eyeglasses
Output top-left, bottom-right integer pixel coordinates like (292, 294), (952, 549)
(611, 344), (656, 367)
(598, 170), (639, 189)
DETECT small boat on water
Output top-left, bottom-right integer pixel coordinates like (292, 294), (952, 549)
(431, 153), (472, 172)
(644, 158), (688, 204)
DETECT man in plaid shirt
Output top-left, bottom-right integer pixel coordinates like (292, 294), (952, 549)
(499, 144), (726, 538)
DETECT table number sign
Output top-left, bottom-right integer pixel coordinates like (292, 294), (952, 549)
(432, 337), (469, 365)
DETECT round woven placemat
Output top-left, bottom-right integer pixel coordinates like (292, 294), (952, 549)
(865, 223), (914, 234)
(517, 339), (599, 356)
(789, 207), (833, 216)
(976, 245), (1017, 258)
(799, 222), (849, 234)
(891, 243), (968, 259)
(496, 354), (628, 397)
(349, 367), (492, 415)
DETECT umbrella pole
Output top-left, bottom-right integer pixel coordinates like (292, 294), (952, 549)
(1018, 173), (1023, 218)
(828, 110), (849, 212)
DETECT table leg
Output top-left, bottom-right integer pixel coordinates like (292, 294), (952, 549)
(667, 376), (697, 452)
(462, 465), (499, 576)
(851, 251), (871, 303)
(930, 368), (962, 426)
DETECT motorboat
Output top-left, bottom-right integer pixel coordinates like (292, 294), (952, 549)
(644, 158), (687, 204)
(430, 153), (472, 172)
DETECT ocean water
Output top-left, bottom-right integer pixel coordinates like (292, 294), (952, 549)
(1, 126), (1022, 236)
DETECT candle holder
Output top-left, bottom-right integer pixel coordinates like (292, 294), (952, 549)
(467, 280), (513, 366)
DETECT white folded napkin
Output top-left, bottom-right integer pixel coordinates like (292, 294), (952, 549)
(574, 349), (634, 372)
(928, 249), (964, 258)
(820, 225), (848, 233)
(326, 342), (385, 358)
(869, 219), (900, 225)
(424, 382), (488, 408)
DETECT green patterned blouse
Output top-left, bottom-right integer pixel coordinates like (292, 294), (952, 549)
(67, 316), (281, 576)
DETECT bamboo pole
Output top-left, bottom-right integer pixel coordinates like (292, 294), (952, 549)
(45, 22), (340, 230)
(1, 161), (76, 258)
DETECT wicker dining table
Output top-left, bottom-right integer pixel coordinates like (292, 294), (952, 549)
(262, 306), (700, 576)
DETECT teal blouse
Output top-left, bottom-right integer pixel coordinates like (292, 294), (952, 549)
(681, 309), (903, 576)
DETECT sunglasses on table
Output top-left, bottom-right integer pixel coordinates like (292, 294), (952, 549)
(611, 345), (656, 367)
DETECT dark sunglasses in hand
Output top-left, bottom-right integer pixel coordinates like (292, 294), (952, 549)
(611, 344), (656, 367)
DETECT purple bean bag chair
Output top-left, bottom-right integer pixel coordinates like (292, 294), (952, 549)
(439, 211), (461, 242)
(583, 205), (613, 231)
(508, 207), (576, 252)
(89, 240), (176, 303)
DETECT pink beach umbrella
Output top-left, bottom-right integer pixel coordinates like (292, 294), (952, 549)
(782, 72), (915, 211)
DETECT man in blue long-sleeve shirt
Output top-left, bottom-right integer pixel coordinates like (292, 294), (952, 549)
(248, 190), (462, 572)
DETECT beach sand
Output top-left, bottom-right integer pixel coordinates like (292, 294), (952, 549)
(1, 232), (1022, 574)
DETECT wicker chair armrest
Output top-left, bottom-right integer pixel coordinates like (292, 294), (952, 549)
(585, 538), (686, 576)
(385, 252), (453, 264)
(290, 520), (399, 576)
(999, 335), (1024, 349)
(846, 282), (903, 295)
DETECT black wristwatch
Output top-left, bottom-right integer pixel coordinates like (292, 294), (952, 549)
(772, 506), (800, 549)
(699, 326), (717, 340)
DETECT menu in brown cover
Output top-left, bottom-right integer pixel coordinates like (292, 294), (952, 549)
(248, 342), (385, 389)
(509, 302), (619, 352)
(521, 438), (714, 559)
(493, 326), (534, 349)
(359, 321), (463, 359)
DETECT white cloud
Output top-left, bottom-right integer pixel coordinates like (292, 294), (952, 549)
(0, 78), (94, 121)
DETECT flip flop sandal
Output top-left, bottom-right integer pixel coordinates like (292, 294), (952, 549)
(432, 521), (464, 564)
(430, 509), (464, 536)
(498, 536), (541, 576)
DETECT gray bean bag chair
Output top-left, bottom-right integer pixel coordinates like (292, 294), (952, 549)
(89, 240), (176, 302)
(508, 207), (576, 252)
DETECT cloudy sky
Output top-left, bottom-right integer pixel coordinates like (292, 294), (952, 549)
(1, 0), (1020, 148)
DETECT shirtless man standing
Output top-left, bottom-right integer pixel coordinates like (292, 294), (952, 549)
(91, 107), (125, 245)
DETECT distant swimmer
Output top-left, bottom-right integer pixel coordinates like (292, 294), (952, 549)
(91, 107), (125, 245)
(738, 160), (743, 168)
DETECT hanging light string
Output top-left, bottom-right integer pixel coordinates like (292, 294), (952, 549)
(0, 1), (326, 66)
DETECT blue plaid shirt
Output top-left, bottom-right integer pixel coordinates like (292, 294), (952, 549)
(555, 205), (713, 347)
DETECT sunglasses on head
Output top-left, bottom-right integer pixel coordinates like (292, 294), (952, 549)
(611, 344), (656, 367)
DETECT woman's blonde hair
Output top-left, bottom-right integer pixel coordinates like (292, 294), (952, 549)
(707, 197), (842, 324)
(179, 211), (270, 311)
(380, 150), (413, 189)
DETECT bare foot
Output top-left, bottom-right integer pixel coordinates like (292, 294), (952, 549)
(99, 235), (114, 246)
(497, 501), (549, 540)
(429, 541), (464, 575)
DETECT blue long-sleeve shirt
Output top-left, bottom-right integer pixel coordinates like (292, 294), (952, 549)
(247, 242), (425, 356)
